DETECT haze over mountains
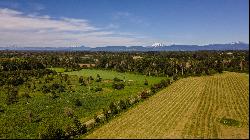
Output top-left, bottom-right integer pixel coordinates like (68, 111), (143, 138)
(0, 42), (248, 52)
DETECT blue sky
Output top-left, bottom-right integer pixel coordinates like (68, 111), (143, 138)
(0, 0), (248, 47)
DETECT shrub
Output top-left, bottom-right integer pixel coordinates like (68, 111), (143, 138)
(96, 78), (102, 82)
(109, 102), (118, 115)
(0, 105), (4, 113)
(66, 80), (71, 85)
(144, 79), (148, 85)
(45, 76), (54, 83)
(94, 87), (102, 92)
(64, 74), (69, 81)
(6, 87), (18, 105)
(64, 107), (74, 117)
(140, 90), (149, 99)
(51, 91), (59, 99)
(113, 77), (122, 82)
(94, 114), (101, 125)
(160, 79), (170, 87)
(64, 125), (76, 139)
(79, 76), (86, 86)
(150, 86), (157, 94)
(38, 123), (65, 139)
(27, 110), (33, 123)
(102, 108), (110, 121)
(112, 82), (125, 90)
(78, 76), (84, 84)
(41, 85), (50, 94)
(96, 74), (102, 82)
(173, 74), (178, 81)
(209, 69), (217, 75)
(118, 99), (127, 110)
(74, 99), (82, 107)
(22, 92), (31, 99)
(58, 85), (65, 93)
(88, 76), (94, 81)
(72, 116), (87, 135)
(220, 117), (241, 127)
(125, 98), (131, 107)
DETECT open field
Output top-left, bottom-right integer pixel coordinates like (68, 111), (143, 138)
(0, 68), (166, 138)
(86, 72), (249, 139)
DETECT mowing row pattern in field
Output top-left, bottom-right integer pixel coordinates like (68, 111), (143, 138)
(86, 72), (249, 139)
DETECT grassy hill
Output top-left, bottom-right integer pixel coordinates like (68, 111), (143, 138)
(86, 72), (249, 139)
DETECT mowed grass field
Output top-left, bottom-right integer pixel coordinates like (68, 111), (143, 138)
(86, 72), (249, 139)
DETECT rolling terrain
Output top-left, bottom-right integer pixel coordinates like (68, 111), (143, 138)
(86, 72), (249, 139)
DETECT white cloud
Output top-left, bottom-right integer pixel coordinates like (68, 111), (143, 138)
(113, 12), (131, 19)
(0, 8), (154, 47)
(105, 23), (119, 29)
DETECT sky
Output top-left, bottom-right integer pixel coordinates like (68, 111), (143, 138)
(0, 0), (249, 47)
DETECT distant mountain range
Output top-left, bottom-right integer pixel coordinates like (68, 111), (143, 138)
(0, 42), (248, 52)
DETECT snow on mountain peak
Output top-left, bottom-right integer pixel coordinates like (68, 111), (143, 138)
(151, 43), (165, 47)
(230, 41), (245, 44)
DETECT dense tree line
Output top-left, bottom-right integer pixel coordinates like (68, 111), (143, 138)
(0, 57), (55, 86)
(1, 50), (248, 76)
(93, 51), (249, 77)
(0, 50), (248, 86)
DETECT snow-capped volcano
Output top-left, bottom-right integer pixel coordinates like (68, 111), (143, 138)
(151, 43), (165, 47)
(229, 41), (246, 45)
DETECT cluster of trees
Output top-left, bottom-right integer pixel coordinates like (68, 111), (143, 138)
(0, 69), (55, 86)
(112, 77), (125, 90)
(1, 50), (248, 78)
(0, 56), (55, 87)
(0, 59), (45, 71)
(94, 51), (249, 77)
(38, 114), (87, 139)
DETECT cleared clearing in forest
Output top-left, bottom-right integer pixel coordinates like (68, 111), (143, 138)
(86, 72), (249, 139)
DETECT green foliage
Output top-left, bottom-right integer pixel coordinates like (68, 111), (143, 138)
(118, 99), (127, 110)
(50, 91), (59, 99)
(74, 99), (82, 107)
(64, 107), (74, 118)
(112, 82), (125, 90)
(220, 117), (241, 127)
(38, 122), (65, 139)
(93, 87), (102, 92)
(79, 76), (84, 84)
(102, 108), (110, 121)
(0, 68), (166, 138)
(96, 74), (102, 82)
(88, 76), (94, 81)
(22, 92), (31, 99)
(113, 77), (122, 82)
(94, 114), (101, 125)
(140, 90), (150, 99)
(41, 85), (50, 94)
(109, 102), (118, 115)
(0, 105), (5, 113)
(72, 116), (87, 135)
(144, 79), (148, 85)
(5, 86), (19, 105)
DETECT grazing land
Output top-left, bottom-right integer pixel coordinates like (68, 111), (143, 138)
(86, 72), (249, 139)
(0, 68), (165, 138)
